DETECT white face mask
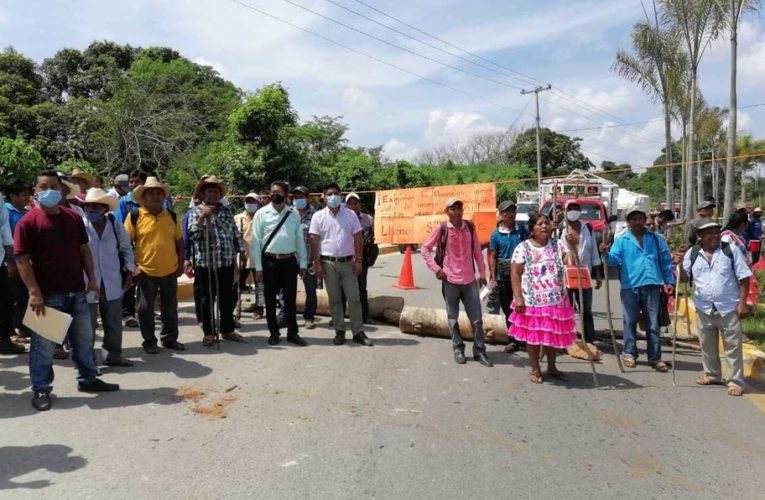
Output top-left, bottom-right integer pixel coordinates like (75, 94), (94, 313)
(566, 210), (581, 222)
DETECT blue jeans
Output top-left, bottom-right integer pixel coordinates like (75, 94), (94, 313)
(29, 292), (99, 392)
(620, 286), (662, 363)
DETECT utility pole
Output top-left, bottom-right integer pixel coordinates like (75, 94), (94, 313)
(521, 84), (552, 202)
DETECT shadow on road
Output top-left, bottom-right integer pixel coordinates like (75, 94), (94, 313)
(0, 444), (87, 490)
(0, 387), (180, 419)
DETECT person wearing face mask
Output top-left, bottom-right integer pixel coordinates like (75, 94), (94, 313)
(14, 171), (120, 411)
(562, 202), (603, 344)
(285, 185), (318, 329)
(343, 193), (375, 324)
(82, 188), (135, 367)
(252, 181), (308, 346)
(4, 180), (32, 346)
(234, 193), (264, 320)
(309, 183), (373, 346)
(187, 176), (245, 347)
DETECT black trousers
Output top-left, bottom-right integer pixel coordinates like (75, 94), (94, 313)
(195, 265), (236, 337)
(122, 283), (137, 318)
(9, 276), (30, 335)
(136, 273), (179, 347)
(0, 266), (13, 343)
(568, 287), (595, 343)
(263, 255), (298, 336)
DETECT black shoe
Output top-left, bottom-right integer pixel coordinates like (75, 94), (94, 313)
(143, 344), (160, 354)
(78, 379), (120, 392)
(454, 351), (467, 364)
(474, 353), (494, 367)
(161, 340), (185, 351)
(268, 334), (280, 346)
(352, 332), (373, 346)
(333, 331), (346, 345)
(286, 333), (307, 346)
(32, 391), (51, 411)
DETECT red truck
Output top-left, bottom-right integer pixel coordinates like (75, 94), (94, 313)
(540, 196), (617, 245)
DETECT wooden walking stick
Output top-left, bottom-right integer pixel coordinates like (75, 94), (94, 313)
(600, 229), (624, 373)
(568, 230), (599, 388)
(672, 264), (681, 387)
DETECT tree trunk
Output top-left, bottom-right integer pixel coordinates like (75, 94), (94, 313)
(680, 122), (687, 218)
(723, 20), (738, 219)
(664, 102), (674, 208)
(685, 72), (698, 219)
(697, 152), (705, 203)
(742, 164), (747, 203)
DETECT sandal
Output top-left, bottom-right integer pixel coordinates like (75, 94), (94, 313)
(54, 346), (69, 360)
(252, 312), (263, 321)
(695, 375), (724, 386)
(546, 370), (569, 381)
(105, 356), (134, 367)
(623, 357), (636, 368)
(222, 332), (245, 343)
(651, 361), (669, 373)
(727, 385), (744, 396)
(528, 371), (543, 384)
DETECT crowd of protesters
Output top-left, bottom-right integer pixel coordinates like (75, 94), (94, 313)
(1, 170), (761, 410)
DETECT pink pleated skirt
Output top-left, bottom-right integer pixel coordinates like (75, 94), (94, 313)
(509, 297), (577, 348)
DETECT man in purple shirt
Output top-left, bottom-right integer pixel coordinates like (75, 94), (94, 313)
(422, 198), (492, 367)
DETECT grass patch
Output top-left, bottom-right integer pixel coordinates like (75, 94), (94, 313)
(742, 305), (765, 353)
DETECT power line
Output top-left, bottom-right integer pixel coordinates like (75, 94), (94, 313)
(227, 0), (523, 113)
(281, 0), (662, 152)
(350, 0), (667, 141)
(557, 118), (662, 133)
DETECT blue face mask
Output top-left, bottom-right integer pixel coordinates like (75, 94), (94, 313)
(245, 203), (259, 213)
(293, 198), (308, 210)
(85, 211), (105, 223)
(326, 195), (342, 208)
(37, 189), (62, 208)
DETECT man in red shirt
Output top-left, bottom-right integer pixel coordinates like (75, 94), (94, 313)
(14, 171), (120, 411)
(422, 198), (492, 367)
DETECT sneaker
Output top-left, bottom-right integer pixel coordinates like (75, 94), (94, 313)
(78, 378), (120, 392)
(32, 391), (51, 411)
(304, 318), (316, 330)
(123, 316), (139, 328)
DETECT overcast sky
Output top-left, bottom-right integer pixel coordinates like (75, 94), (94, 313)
(3, 0), (764, 170)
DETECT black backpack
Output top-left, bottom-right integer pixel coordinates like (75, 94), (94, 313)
(362, 232), (379, 267)
(434, 220), (476, 270)
(688, 242), (735, 283)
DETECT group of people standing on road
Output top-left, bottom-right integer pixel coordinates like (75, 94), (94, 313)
(422, 196), (757, 395)
(1, 167), (759, 411)
(1, 170), (377, 411)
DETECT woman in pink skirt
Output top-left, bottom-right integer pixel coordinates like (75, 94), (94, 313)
(510, 212), (577, 384)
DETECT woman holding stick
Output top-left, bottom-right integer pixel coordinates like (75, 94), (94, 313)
(510, 213), (577, 384)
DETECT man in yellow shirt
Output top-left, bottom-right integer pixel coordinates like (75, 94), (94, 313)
(124, 177), (185, 354)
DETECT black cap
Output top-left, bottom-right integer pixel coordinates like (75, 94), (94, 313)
(292, 185), (309, 196)
(497, 200), (516, 212)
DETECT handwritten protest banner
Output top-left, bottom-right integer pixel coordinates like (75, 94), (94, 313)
(374, 183), (497, 244)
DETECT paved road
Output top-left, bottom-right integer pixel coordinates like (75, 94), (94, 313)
(1, 252), (765, 499)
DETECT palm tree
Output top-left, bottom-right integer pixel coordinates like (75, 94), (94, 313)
(613, 14), (682, 209)
(662, 0), (723, 218)
(713, 0), (761, 219)
(695, 105), (727, 201)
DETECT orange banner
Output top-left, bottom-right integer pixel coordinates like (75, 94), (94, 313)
(374, 183), (497, 244)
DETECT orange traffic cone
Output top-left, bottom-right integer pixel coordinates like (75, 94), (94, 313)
(393, 245), (419, 290)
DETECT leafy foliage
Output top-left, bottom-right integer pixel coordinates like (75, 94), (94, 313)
(507, 128), (593, 176)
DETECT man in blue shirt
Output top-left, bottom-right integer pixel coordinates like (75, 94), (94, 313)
(4, 181), (32, 344)
(601, 205), (675, 371)
(680, 219), (751, 396)
(487, 200), (528, 351)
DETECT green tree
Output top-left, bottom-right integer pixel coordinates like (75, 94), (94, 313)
(613, 13), (684, 208)
(0, 136), (45, 186)
(507, 128), (593, 176)
(713, 0), (761, 219)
